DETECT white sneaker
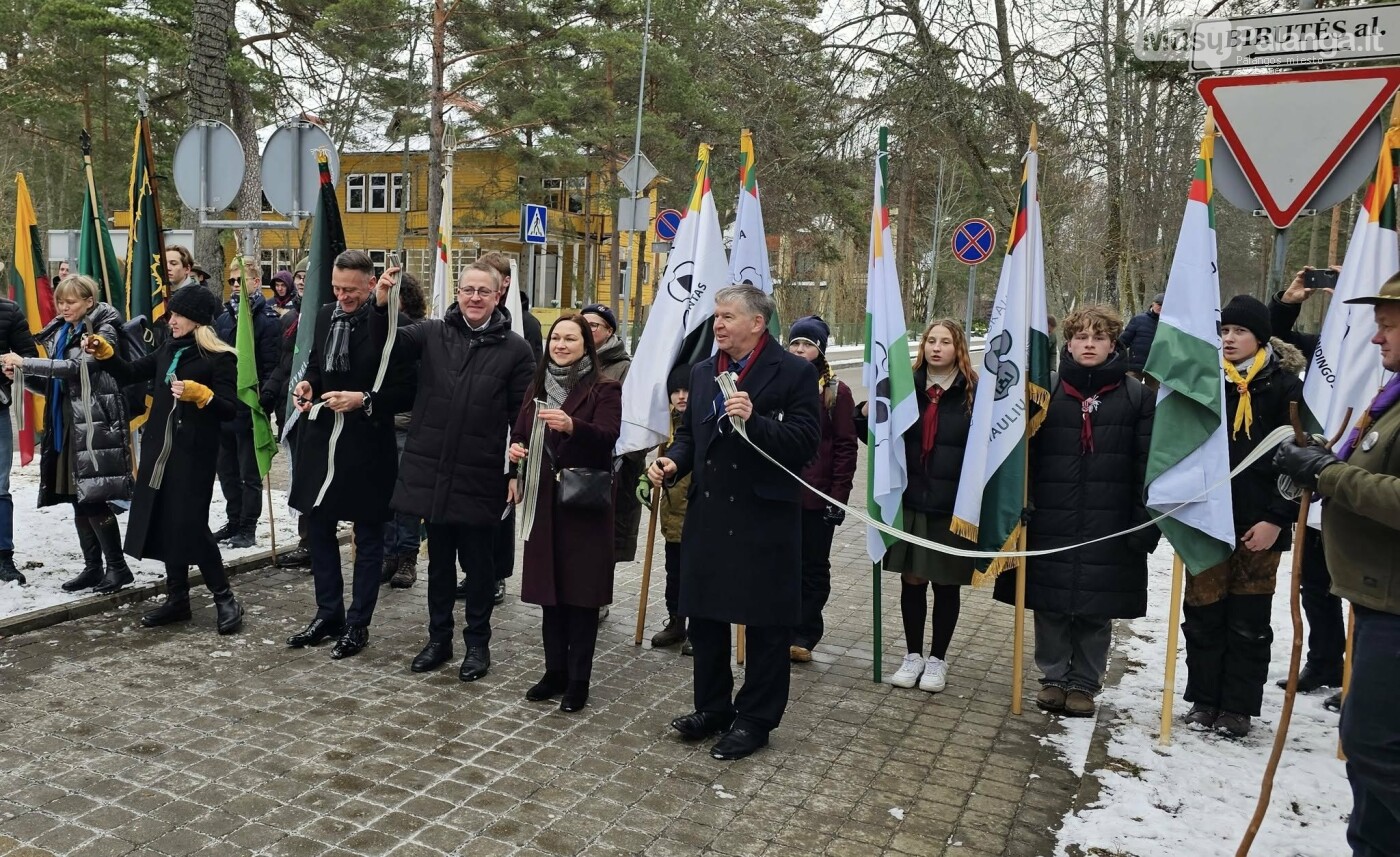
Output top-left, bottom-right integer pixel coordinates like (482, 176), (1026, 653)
(919, 657), (948, 693)
(889, 653), (925, 688)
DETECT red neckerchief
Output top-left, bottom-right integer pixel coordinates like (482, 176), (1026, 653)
(716, 332), (769, 385)
(1060, 378), (1121, 454)
(920, 385), (944, 464)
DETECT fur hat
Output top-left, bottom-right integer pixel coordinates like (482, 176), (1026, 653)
(1220, 294), (1271, 346)
(787, 315), (831, 352)
(167, 284), (223, 327)
(580, 303), (617, 332)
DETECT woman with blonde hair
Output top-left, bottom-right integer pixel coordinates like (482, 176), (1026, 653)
(1, 275), (133, 594)
(859, 318), (980, 692)
(85, 285), (245, 633)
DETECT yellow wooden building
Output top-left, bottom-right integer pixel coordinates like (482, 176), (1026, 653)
(249, 139), (662, 328)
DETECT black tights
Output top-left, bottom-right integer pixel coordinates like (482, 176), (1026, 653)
(901, 577), (962, 660)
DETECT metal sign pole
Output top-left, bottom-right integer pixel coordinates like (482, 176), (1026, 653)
(525, 242), (537, 309)
(964, 266), (977, 336)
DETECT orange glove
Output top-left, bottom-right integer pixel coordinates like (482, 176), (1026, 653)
(174, 379), (214, 408)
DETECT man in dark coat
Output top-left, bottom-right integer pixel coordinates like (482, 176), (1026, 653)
(650, 285), (821, 761)
(1118, 292), (1162, 382)
(213, 259), (283, 548)
(995, 305), (1156, 718)
(287, 250), (415, 660)
(0, 295), (37, 584)
(1270, 267), (1345, 698)
(376, 260), (535, 682)
(1275, 273), (1400, 857)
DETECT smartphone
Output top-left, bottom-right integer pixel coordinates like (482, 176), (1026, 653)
(1304, 268), (1339, 289)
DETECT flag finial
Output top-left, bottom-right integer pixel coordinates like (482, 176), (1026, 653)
(1028, 123), (1038, 152)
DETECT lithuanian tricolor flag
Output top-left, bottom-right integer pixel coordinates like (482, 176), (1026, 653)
(7, 174), (57, 465)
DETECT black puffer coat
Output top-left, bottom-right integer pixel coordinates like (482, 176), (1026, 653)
(385, 305), (535, 526)
(994, 349), (1156, 618)
(21, 303), (133, 508)
(1224, 339), (1305, 550)
(0, 298), (38, 405)
(854, 368), (974, 515)
(99, 337), (238, 564)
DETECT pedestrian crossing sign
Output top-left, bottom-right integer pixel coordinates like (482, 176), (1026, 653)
(522, 204), (548, 245)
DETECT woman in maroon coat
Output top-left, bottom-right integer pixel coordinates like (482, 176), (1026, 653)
(508, 315), (622, 713)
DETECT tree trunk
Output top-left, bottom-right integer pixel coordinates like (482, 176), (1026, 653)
(1099, 0), (1125, 308)
(426, 0), (447, 301)
(184, 0), (235, 289)
(230, 78), (262, 281)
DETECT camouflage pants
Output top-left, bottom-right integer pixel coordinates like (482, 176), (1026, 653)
(1184, 547), (1282, 608)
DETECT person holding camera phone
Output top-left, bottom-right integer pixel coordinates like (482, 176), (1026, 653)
(1270, 265), (1347, 707)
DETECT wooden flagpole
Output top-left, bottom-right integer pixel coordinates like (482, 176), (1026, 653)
(1339, 604), (1354, 760)
(1159, 554), (1186, 745)
(265, 475), (278, 565)
(736, 625), (746, 665)
(1236, 402), (1318, 856)
(79, 129), (115, 306)
(633, 486), (660, 645)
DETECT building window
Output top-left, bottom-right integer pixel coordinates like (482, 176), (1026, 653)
(367, 249), (388, 278)
(346, 174), (366, 212)
(369, 174), (389, 212)
(391, 173), (409, 212)
(259, 249), (295, 284)
(566, 177), (586, 214)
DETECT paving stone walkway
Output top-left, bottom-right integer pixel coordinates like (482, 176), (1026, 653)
(0, 371), (1086, 857)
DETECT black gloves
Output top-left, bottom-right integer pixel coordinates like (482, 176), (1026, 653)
(1273, 439), (1342, 490)
(823, 504), (846, 526)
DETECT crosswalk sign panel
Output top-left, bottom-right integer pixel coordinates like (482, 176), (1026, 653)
(522, 204), (548, 245)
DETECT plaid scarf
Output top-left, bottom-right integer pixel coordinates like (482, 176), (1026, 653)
(544, 356), (593, 409)
(325, 301), (370, 373)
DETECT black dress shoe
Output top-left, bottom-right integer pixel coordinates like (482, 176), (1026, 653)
(454, 578), (470, 600)
(286, 617), (344, 648)
(274, 547), (312, 569)
(459, 646), (490, 682)
(493, 580), (506, 605)
(140, 598), (192, 628)
(411, 640), (453, 673)
(525, 671), (567, 702)
(559, 682), (589, 713)
(1324, 691), (1343, 713)
(670, 711), (735, 741)
(330, 626), (369, 660)
(1279, 663), (1344, 693)
(710, 727), (768, 761)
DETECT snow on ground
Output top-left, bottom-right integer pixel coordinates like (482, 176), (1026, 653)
(1051, 545), (1351, 857)
(0, 465), (303, 623)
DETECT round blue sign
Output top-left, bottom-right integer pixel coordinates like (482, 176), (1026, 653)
(655, 208), (683, 242)
(952, 218), (996, 266)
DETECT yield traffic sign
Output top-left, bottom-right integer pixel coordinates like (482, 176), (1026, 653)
(522, 203), (548, 245)
(952, 218), (996, 265)
(1199, 67), (1400, 228)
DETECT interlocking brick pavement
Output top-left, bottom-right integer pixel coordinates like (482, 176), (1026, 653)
(0, 370), (1087, 857)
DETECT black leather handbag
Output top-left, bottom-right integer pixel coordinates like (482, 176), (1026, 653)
(544, 444), (612, 510)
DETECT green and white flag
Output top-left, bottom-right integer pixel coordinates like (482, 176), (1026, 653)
(951, 133), (1051, 583)
(863, 128), (919, 563)
(1144, 116), (1235, 574)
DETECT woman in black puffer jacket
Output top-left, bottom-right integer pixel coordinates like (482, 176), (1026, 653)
(1, 275), (134, 595)
(994, 305), (1156, 718)
(857, 319), (979, 694)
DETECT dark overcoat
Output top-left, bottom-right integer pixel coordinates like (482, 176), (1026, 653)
(512, 376), (622, 608)
(666, 338), (821, 627)
(101, 338), (237, 563)
(994, 350), (1156, 618)
(288, 303), (415, 522)
(21, 303), (133, 508)
(386, 305), (535, 526)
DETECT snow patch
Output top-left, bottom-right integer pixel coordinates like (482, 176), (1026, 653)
(1051, 545), (1350, 856)
(888, 807), (905, 821)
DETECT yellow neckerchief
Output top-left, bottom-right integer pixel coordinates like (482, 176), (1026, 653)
(1222, 348), (1269, 439)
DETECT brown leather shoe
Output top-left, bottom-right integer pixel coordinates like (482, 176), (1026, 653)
(1064, 690), (1096, 717)
(389, 554), (417, 589)
(789, 645), (812, 663)
(1036, 686), (1067, 712)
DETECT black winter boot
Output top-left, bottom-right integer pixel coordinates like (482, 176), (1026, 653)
(200, 561), (244, 635)
(90, 514), (134, 595)
(142, 565), (192, 627)
(62, 517), (104, 592)
(0, 550), (25, 585)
